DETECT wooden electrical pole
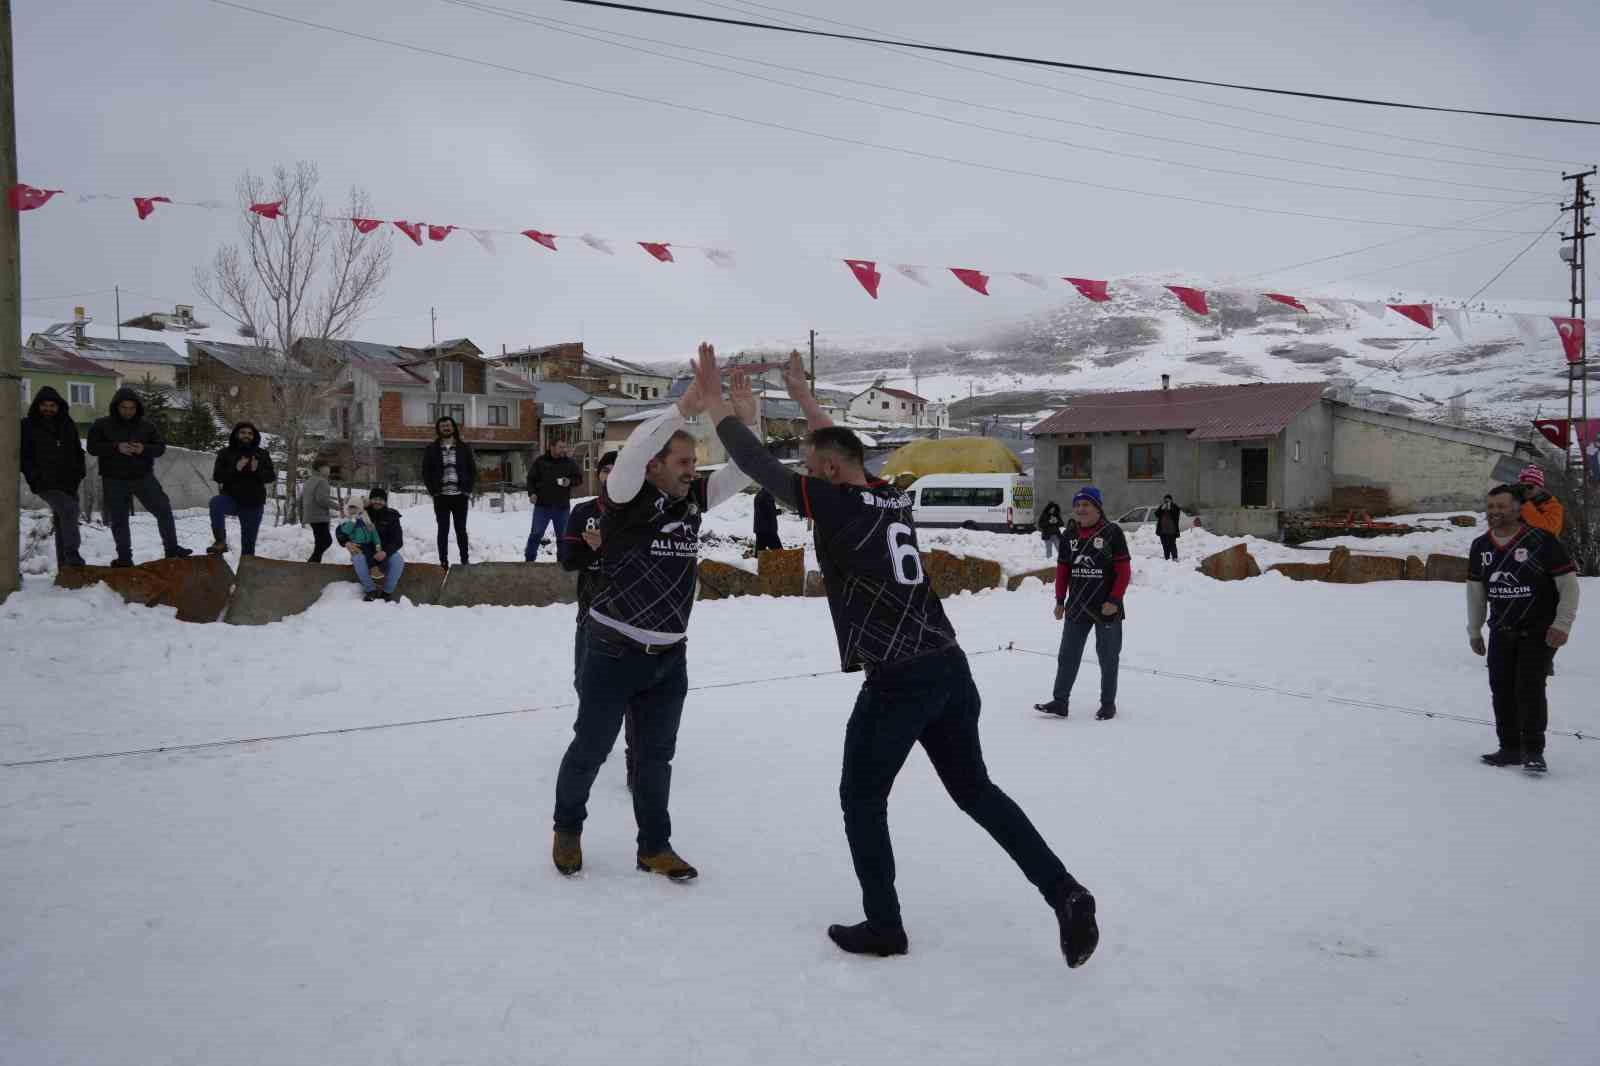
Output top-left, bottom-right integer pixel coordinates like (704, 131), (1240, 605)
(1560, 167), (1595, 568)
(1, 0), (21, 603)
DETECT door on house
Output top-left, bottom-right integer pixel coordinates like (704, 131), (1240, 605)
(1241, 448), (1270, 507)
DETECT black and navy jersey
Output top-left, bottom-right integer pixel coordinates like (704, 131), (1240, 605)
(587, 478), (710, 640)
(1468, 525), (1575, 633)
(1059, 520), (1130, 623)
(558, 497), (606, 624)
(792, 476), (958, 672)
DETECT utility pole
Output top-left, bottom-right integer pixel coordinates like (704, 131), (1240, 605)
(114, 284), (120, 340)
(1, 0), (21, 603)
(1560, 167), (1595, 568)
(430, 306), (437, 346)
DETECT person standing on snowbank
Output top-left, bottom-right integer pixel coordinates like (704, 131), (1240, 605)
(1468, 485), (1579, 775)
(338, 488), (406, 602)
(704, 348), (1098, 968)
(206, 422), (276, 557)
(1035, 487), (1129, 722)
(753, 487), (783, 551)
(86, 387), (190, 566)
(524, 439), (582, 562)
(301, 460), (335, 563)
(422, 416), (476, 569)
(550, 356), (755, 883)
(20, 386), (87, 569)
(1036, 500), (1064, 559)
(1154, 495), (1184, 561)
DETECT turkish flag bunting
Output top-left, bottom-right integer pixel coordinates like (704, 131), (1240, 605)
(133, 196), (171, 220)
(1388, 303), (1434, 329)
(951, 268), (990, 295)
(249, 201), (284, 220)
(844, 259), (881, 299)
(428, 224), (455, 242)
(393, 221), (424, 246)
(522, 229), (558, 251)
(9, 184), (62, 211)
(1167, 285), (1209, 316)
(1552, 317), (1585, 363)
(1264, 293), (1309, 312)
(640, 242), (674, 262)
(1533, 419), (1570, 449)
(1012, 272), (1050, 290)
(1063, 277), (1111, 303)
(352, 217), (383, 234)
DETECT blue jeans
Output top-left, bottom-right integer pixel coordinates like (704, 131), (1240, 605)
(209, 495), (264, 555)
(1054, 618), (1122, 707)
(352, 551), (405, 595)
(843, 648), (1071, 930)
(102, 475), (180, 561)
(554, 626), (686, 852)
(525, 505), (570, 562)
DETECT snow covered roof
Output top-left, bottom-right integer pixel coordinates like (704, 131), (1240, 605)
(185, 338), (301, 377)
(30, 327), (187, 367)
(1031, 381), (1328, 440)
(19, 344), (118, 377)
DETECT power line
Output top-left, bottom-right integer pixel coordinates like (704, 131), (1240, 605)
(718, 0), (1586, 169)
(204, 2), (1553, 236)
(452, 0), (1550, 198)
(557, 0), (1600, 127)
(19, 287), (116, 303)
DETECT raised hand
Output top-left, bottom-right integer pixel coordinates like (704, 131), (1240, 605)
(692, 342), (732, 420)
(783, 350), (810, 402)
(730, 369), (758, 425)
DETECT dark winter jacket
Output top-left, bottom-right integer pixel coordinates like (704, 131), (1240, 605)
(753, 488), (779, 540)
(20, 386), (87, 496)
(364, 505), (405, 556)
(527, 452), (582, 508)
(212, 422), (277, 509)
(86, 387), (167, 481)
(422, 435), (477, 497)
(1155, 500), (1184, 538)
(1037, 502), (1064, 540)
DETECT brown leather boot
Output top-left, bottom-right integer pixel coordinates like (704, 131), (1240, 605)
(552, 831), (582, 876)
(636, 847), (698, 882)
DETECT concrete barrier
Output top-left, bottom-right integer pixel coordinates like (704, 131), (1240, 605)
(223, 556), (446, 625)
(56, 555), (235, 623)
(437, 562), (577, 608)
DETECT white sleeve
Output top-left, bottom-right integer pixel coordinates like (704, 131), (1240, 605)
(607, 407), (686, 504)
(1553, 572), (1581, 632)
(705, 456), (754, 510)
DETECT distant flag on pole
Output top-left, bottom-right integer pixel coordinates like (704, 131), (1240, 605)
(1552, 317), (1585, 363)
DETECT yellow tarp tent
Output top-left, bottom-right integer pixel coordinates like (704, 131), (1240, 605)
(879, 437), (1023, 480)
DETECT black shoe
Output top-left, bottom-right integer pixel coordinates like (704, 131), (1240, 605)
(827, 920), (908, 957)
(382, 593), (397, 603)
(1053, 884), (1099, 968)
(1096, 705), (1117, 720)
(440, 561), (450, 572)
(164, 546), (193, 559)
(109, 558), (133, 569)
(1524, 755), (1548, 774)
(205, 541), (229, 556)
(363, 590), (382, 602)
(1034, 701), (1069, 718)
(1480, 749), (1524, 767)
(65, 556), (87, 568)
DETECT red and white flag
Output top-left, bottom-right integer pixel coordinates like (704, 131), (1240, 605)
(352, 217), (384, 234)
(468, 229), (497, 254)
(8, 184), (62, 211)
(703, 248), (736, 268)
(894, 264), (931, 287)
(1264, 293), (1309, 312)
(1063, 277), (1111, 303)
(427, 224), (455, 243)
(249, 201), (284, 220)
(1533, 419), (1570, 449)
(951, 268), (990, 295)
(522, 229), (559, 251)
(1509, 313), (1545, 346)
(1350, 299), (1389, 320)
(393, 221), (424, 246)
(1167, 285), (1209, 316)
(1553, 317), (1586, 363)
(1011, 272), (1050, 290)
(133, 196), (171, 220)
(1388, 303), (1435, 330)
(844, 259), (881, 299)
(580, 234), (614, 255)
(1439, 307), (1469, 343)
(640, 242), (674, 262)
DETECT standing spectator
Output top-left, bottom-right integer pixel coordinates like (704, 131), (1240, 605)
(301, 460), (335, 563)
(1035, 487), (1129, 721)
(338, 488), (406, 602)
(1036, 500), (1064, 559)
(86, 387), (191, 567)
(524, 438), (582, 562)
(1468, 485), (1579, 774)
(19, 386), (87, 568)
(753, 487), (783, 551)
(422, 415), (476, 569)
(1154, 495), (1184, 561)
(558, 450), (638, 792)
(1514, 465), (1564, 537)
(205, 422), (276, 557)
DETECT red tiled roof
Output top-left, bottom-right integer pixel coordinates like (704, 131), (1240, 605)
(1030, 381), (1327, 440)
(860, 385), (926, 403)
(20, 344), (118, 377)
(350, 355), (429, 387)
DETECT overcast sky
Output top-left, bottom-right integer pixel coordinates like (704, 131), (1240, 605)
(13, 0), (1599, 363)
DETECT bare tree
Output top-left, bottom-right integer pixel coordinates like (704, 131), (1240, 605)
(196, 161), (390, 520)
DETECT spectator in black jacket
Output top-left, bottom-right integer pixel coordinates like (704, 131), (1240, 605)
(1037, 501), (1064, 559)
(20, 386), (87, 568)
(337, 487), (406, 602)
(524, 438), (582, 561)
(206, 422), (276, 557)
(86, 387), (190, 566)
(753, 487), (783, 551)
(1154, 495), (1184, 561)
(421, 416), (476, 568)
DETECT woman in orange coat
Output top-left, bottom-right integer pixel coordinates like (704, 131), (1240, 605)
(1517, 465), (1565, 536)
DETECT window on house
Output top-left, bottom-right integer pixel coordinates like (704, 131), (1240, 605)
(429, 403), (466, 424)
(1057, 444), (1092, 480)
(1128, 442), (1165, 480)
(882, 401), (890, 410)
(355, 401), (365, 424)
(439, 362), (464, 392)
(68, 382), (94, 407)
(487, 405), (509, 426)
(1293, 440), (1303, 462)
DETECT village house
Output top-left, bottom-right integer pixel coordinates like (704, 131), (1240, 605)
(28, 313), (188, 388)
(183, 338), (299, 419)
(848, 382), (948, 427)
(1030, 376), (1524, 538)
(493, 341), (673, 399)
(18, 345), (119, 429)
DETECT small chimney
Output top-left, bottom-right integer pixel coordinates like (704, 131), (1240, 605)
(72, 306), (88, 344)
(1161, 373), (1171, 391)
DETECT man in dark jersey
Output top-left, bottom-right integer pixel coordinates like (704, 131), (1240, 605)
(699, 348), (1098, 967)
(551, 353), (755, 881)
(1467, 485), (1580, 774)
(557, 450), (638, 792)
(1035, 487), (1129, 721)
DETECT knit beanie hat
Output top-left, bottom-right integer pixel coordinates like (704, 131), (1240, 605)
(1072, 486), (1104, 513)
(1518, 465), (1545, 488)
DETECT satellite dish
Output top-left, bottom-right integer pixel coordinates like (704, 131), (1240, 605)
(228, 385), (239, 397)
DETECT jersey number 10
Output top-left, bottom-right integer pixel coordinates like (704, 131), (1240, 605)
(888, 522), (925, 586)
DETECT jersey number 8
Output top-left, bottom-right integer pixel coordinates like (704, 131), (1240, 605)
(887, 522), (925, 586)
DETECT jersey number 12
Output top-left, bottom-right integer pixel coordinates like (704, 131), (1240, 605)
(887, 522), (925, 586)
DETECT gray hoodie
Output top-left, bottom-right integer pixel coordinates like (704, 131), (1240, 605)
(301, 474), (334, 524)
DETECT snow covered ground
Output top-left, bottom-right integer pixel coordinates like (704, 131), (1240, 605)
(2, 533), (1597, 1065)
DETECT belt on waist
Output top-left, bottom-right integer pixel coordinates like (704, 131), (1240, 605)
(592, 622), (686, 656)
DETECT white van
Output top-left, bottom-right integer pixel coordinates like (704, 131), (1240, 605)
(908, 473), (1035, 532)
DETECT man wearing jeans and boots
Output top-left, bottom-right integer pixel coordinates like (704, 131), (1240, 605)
(20, 386), (87, 569)
(1468, 485), (1579, 774)
(551, 348), (755, 882)
(86, 387), (190, 566)
(703, 348), (1098, 967)
(1036, 486), (1128, 721)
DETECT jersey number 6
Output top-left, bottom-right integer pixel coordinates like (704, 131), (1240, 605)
(887, 522), (925, 586)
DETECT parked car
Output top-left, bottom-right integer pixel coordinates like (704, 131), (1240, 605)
(1115, 504), (1205, 531)
(908, 473), (1035, 532)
